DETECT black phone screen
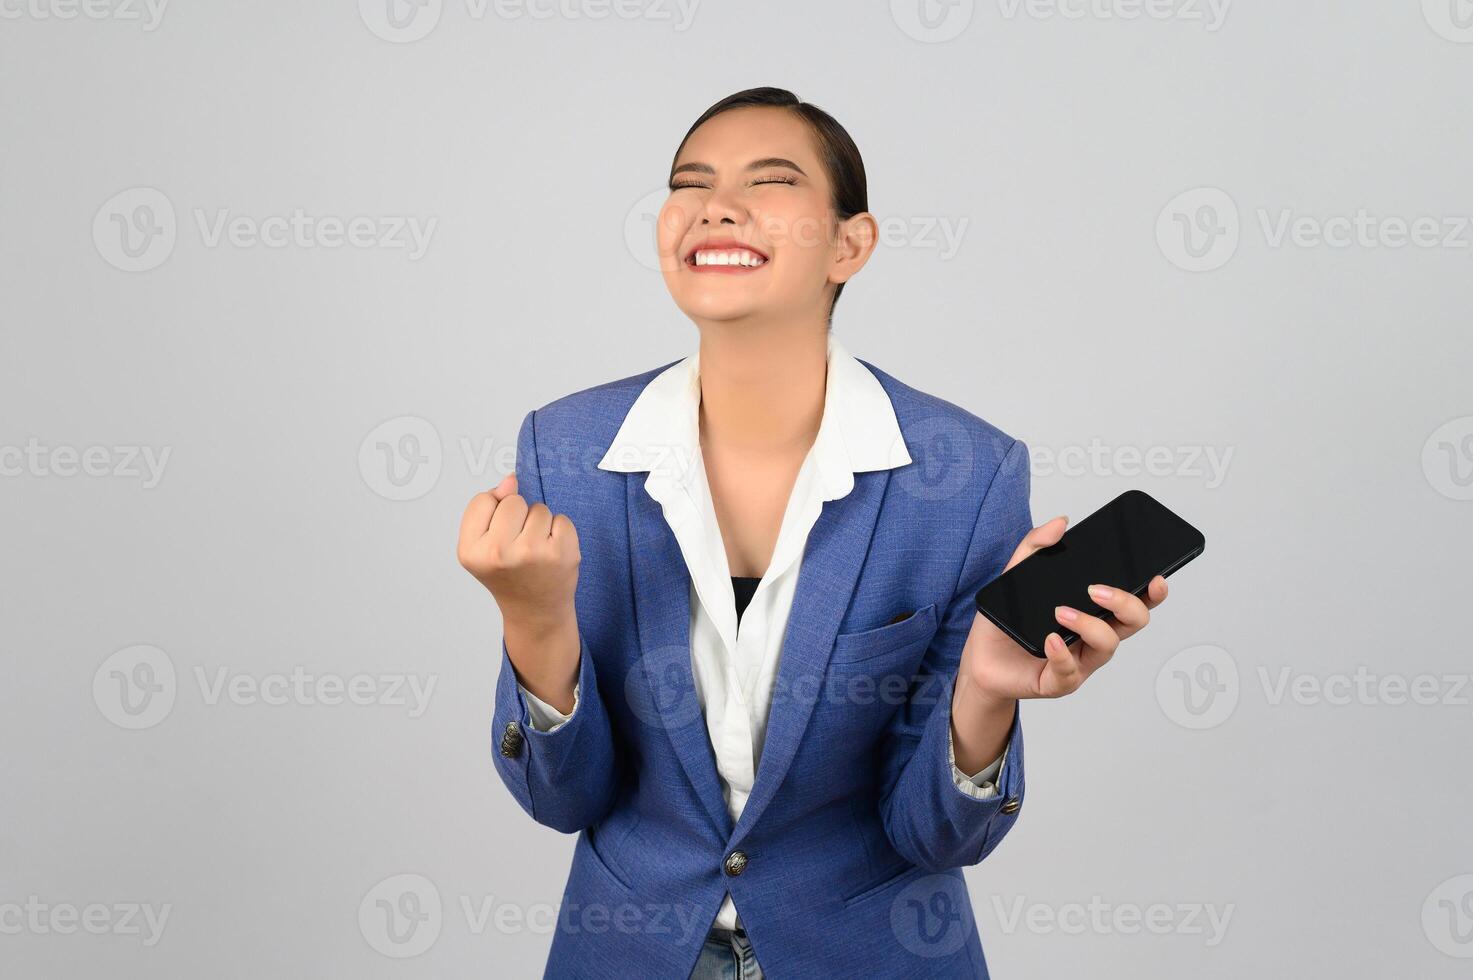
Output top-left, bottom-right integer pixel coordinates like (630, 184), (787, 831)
(974, 489), (1205, 657)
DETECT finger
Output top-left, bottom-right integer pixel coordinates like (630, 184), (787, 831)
(458, 491), (498, 549)
(550, 512), (579, 555)
(1042, 632), (1082, 693)
(1086, 583), (1150, 639)
(485, 491), (529, 546)
(1003, 515), (1068, 573)
(520, 501), (554, 543)
(1056, 606), (1119, 662)
(1141, 575), (1169, 610)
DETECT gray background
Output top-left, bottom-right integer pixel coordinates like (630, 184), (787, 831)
(2, 1), (1470, 977)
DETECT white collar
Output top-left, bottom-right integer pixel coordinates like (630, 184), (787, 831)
(596, 332), (912, 500)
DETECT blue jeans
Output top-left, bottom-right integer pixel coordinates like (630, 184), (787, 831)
(689, 925), (764, 979)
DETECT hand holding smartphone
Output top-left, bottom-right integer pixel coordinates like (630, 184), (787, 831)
(974, 490), (1205, 657)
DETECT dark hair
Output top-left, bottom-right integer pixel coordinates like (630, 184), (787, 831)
(670, 87), (868, 325)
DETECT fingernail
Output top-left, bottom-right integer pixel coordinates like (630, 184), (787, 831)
(1055, 605), (1079, 623)
(1088, 584), (1113, 600)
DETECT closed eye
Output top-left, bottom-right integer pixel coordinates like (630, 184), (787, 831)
(668, 175), (799, 191)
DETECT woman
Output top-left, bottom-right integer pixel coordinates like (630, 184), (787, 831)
(457, 88), (1171, 979)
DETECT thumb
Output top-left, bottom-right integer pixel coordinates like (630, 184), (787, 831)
(489, 471), (518, 501)
(1003, 515), (1068, 573)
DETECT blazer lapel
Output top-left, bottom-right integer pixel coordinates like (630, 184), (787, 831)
(625, 473), (735, 840)
(726, 467), (890, 849)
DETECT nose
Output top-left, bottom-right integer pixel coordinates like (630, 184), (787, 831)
(699, 182), (746, 226)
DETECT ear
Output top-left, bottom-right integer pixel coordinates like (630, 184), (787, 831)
(828, 211), (879, 286)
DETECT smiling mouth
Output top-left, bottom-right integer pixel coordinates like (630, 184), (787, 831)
(684, 246), (769, 272)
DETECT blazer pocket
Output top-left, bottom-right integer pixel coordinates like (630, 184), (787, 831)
(830, 601), (939, 666)
(583, 824), (635, 894)
(842, 862), (928, 908)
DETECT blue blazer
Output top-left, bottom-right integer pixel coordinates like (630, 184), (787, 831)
(492, 355), (1035, 979)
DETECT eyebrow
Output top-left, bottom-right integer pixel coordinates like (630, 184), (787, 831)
(670, 157), (808, 178)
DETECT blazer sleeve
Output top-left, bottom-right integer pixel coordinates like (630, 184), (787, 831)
(876, 437), (1033, 872)
(490, 409), (620, 834)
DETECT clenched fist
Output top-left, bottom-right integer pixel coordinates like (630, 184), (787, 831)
(457, 472), (582, 711)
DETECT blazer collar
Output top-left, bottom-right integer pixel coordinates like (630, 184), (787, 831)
(596, 332), (913, 496)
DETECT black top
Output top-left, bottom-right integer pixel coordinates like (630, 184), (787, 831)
(732, 576), (760, 623)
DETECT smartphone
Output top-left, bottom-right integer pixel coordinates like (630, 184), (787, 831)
(973, 489), (1205, 657)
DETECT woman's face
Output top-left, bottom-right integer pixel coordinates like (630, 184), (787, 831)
(657, 106), (871, 325)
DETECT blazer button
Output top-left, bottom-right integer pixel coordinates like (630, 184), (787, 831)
(723, 851), (748, 877)
(1000, 797), (1021, 815)
(499, 720), (524, 758)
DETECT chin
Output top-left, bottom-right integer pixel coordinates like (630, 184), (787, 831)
(671, 291), (766, 323)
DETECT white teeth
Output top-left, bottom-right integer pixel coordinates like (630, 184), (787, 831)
(693, 249), (766, 267)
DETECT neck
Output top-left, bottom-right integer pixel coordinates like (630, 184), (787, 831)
(695, 316), (830, 457)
